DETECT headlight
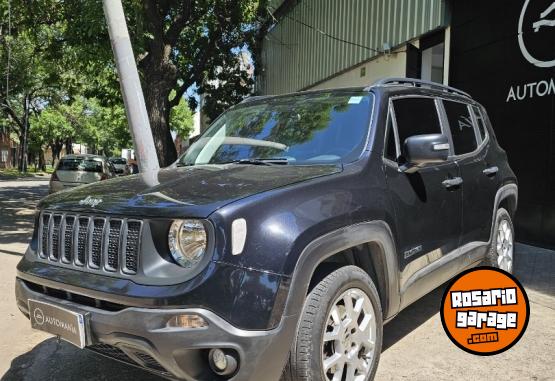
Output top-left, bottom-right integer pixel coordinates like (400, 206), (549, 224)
(168, 219), (207, 268)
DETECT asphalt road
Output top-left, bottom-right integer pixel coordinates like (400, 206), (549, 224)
(0, 179), (554, 380)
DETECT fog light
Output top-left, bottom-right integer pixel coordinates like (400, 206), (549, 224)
(166, 314), (207, 329)
(208, 348), (238, 376)
(212, 349), (227, 371)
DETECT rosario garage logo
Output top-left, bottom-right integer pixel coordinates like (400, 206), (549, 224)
(440, 268), (529, 355)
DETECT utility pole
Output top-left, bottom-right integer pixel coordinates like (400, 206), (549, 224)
(102, 0), (159, 173)
(22, 94), (29, 172)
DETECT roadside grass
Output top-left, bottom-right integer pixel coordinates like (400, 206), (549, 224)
(0, 167), (53, 179)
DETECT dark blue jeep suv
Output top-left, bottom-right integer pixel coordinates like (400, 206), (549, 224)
(15, 78), (518, 381)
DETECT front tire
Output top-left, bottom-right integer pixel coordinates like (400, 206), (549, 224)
(285, 265), (383, 381)
(485, 207), (514, 273)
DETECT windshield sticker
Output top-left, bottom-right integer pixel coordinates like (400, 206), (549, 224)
(348, 96), (363, 104)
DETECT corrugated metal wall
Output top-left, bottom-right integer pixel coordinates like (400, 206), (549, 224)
(260, 0), (448, 95)
(268, 0), (286, 11)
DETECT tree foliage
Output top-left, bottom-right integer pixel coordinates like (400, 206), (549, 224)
(60, 0), (261, 166)
(30, 98), (131, 165)
(1, 0), (267, 170)
(170, 96), (194, 140)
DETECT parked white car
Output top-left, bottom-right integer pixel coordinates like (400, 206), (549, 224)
(49, 155), (116, 194)
(108, 157), (130, 176)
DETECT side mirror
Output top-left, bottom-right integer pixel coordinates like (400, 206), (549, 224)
(401, 133), (450, 172)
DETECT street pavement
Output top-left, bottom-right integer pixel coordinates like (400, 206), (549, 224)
(0, 179), (554, 380)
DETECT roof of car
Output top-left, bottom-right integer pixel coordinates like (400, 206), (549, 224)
(240, 86), (367, 105)
(61, 154), (105, 160)
(241, 77), (473, 105)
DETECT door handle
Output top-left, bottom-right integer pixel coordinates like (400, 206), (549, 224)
(483, 166), (499, 177)
(442, 177), (463, 189)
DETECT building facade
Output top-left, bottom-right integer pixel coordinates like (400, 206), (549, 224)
(257, 0), (555, 248)
(259, 0), (450, 94)
(0, 130), (18, 169)
(449, 0), (555, 247)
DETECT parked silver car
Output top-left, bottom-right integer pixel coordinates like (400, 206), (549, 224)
(108, 157), (130, 176)
(49, 155), (116, 194)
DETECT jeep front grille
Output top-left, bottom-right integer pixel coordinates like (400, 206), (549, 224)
(38, 212), (142, 275)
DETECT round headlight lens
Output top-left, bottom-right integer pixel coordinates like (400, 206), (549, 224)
(168, 219), (207, 268)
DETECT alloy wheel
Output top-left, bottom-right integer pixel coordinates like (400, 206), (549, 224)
(322, 288), (377, 381)
(496, 219), (514, 272)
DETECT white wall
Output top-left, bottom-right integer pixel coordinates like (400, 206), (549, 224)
(308, 46), (408, 91)
(306, 30), (451, 91)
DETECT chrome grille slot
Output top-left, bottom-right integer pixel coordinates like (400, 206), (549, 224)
(40, 214), (50, 258)
(50, 215), (62, 261)
(90, 218), (106, 269)
(62, 216), (75, 263)
(123, 220), (141, 274)
(37, 212), (142, 277)
(76, 217), (89, 266)
(105, 219), (122, 271)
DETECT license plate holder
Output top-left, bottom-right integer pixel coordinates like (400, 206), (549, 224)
(28, 299), (87, 348)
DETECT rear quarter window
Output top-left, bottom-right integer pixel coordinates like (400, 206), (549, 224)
(443, 100), (477, 155)
(471, 105), (487, 141)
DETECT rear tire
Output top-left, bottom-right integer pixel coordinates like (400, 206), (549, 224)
(283, 265), (383, 381)
(485, 207), (514, 273)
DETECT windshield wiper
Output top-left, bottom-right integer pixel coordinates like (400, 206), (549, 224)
(230, 158), (290, 166)
(176, 158), (291, 167)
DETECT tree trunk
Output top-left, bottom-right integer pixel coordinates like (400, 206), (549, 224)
(65, 138), (73, 155)
(18, 134), (25, 172)
(17, 94), (30, 172)
(144, 84), (176, 167)
(17, 134), (29, 172)
(141, 46), (178, 168)
(51, 139), (63, 167)
(39, 149), (46, 171)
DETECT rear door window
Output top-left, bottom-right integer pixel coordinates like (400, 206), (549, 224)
(471, 105), (487, 141)
(391, 97), (442, 156)
(443, 100), (477, 155)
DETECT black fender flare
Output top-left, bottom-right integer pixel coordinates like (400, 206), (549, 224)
(283, 220), (400, 320)
(489, 183), (518, 243)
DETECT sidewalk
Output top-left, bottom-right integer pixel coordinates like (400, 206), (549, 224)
(513, 243), (555, 309)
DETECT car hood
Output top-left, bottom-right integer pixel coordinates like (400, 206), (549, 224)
(39, 164), (342, 218)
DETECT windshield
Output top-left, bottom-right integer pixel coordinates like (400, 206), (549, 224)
(178, 91), (374, 166)
(57, 158), (103, 173)
(110, 158), (127, 164)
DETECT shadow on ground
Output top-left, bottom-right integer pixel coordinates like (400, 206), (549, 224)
(382, 284), (446, 352)
(514, 243), (555, 299)
(1, 339), (164, 381)
(0, 183), (48, 250)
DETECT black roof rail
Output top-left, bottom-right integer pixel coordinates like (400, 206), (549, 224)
(240, 95), (271, 104)
(367, 77), (471, 98)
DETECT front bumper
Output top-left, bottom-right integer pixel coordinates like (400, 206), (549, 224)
(15, 278), (297, 381)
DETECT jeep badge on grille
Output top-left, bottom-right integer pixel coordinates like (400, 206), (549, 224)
(79, 196), (103, 208)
